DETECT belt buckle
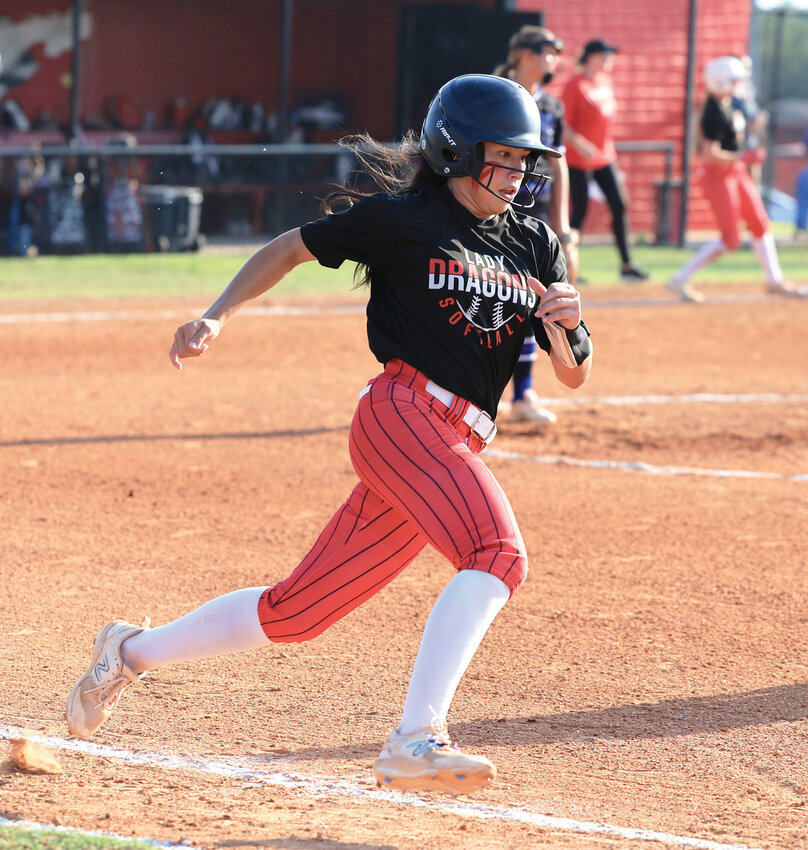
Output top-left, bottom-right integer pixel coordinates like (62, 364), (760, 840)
(469, 408), (497, 444)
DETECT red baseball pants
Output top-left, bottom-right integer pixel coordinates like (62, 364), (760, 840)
(699, 162), (769, 250)
(258, 359), (527, 642)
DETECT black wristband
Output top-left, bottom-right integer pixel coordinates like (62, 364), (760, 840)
(565, 320), (592, 365)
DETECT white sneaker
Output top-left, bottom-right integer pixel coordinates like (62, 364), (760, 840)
(767, 280), (808, 298)
(496, 399), (512, 420)
(510, 389), (557, 424)
(67, 618), (150, 738)
(374, 723), (496, 796)
(666, 277), (705, 303)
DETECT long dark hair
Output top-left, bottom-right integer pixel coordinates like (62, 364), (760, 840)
(321, 131), (445, 287)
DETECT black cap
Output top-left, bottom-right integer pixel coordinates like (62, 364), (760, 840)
(580, 39), (619, 60)
(528, 30), (564, 53)
(509, 26), (564, 54)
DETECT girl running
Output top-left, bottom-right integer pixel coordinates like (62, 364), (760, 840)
(67, 74), (593, 797)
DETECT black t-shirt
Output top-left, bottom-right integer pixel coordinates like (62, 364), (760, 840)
(300, 181), (568, 416)
(701, 96), (743, 152)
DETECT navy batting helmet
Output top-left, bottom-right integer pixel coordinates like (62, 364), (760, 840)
(419, 74), (560, 208)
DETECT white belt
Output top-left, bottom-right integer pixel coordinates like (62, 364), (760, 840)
(359, 380), (497, 445)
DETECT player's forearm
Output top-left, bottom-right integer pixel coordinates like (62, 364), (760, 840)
(203, 228), (314, 325)
(544, 316), (592, 388)
(700, 139), (736, 167)
(565, 128), (583, 148)
(550, 344), (592, 388)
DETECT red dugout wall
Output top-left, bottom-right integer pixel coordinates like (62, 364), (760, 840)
(2, 0), (751, 238)
(1, 0), (438, 138)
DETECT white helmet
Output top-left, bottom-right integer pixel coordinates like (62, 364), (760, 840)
(703, 56), (747, 96)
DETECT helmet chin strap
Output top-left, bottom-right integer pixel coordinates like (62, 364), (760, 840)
(469, 160), (549, 210)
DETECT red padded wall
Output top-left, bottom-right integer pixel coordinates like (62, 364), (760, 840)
(515, 0), (752, 236)
(1, 0), (751, 236)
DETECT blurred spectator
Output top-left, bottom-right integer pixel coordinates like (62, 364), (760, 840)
(184, 127), (221, 183)
(103, 134), (144, 252)
(79, 152), (107, 253)
(796, 128), (808, 240)
(562, 39), (648, 282)
(44, 158), (88, 254)
(7, 145), (45, 256)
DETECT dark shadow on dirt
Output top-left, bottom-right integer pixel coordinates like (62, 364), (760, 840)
(269, 682), (808, 761)
(0, 426), (349, 449)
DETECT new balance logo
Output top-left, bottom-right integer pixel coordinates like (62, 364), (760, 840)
(94, 655), (110, 680)
(408, 739), (442, 757)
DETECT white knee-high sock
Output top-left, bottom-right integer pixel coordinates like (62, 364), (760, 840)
(670, 239), (727, 284)
(752, 233), (784, 284)
(122, 586), (270, 673)
(397, 570), (510, 735)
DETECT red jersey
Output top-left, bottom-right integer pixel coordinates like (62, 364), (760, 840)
(561, 72), (617, 171)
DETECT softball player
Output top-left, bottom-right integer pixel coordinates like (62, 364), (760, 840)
(667, 56), (807, 302)
(67, 74), (593, 796)
(495, 25), (579, 425)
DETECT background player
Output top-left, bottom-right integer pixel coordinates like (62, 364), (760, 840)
(796, 127), (808, 240)
(67, 74), (592, 797)
(731, 55), (768, 188)
(562, 39), (649, 283)
(667, 55), (806, 302)
(494, 24), (579, 424)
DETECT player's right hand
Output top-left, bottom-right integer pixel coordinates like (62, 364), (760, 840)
(169, 318), (221, 371)
(574, 138), (600, 161)
(526, 278), (582, 330)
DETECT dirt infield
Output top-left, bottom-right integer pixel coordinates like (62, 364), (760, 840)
(1, 283), (807, 850)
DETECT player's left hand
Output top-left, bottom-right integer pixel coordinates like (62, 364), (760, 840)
(526, 278), (582, 330)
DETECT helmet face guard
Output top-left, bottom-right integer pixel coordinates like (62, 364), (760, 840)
(420, 74), (559, 207)
(466, 144), (550, 209)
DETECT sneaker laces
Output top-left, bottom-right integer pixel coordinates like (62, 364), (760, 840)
(423, 716), (459, 752)
(84, 616), (151, 710)
(85, 674), (135, 711)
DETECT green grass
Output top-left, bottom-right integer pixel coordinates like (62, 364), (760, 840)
(575, 240), (808, 286)
(0, 250), (356, 300)
(0, 251), (359, 300)
(0, 823), (174, 850)
(0, 239), (805, 301)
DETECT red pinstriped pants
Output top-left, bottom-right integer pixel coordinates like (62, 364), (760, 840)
(257, 359), (528, 643)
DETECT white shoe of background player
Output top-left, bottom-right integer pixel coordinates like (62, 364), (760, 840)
(509, 389), (558, 424)
(666, 277), (706, 303)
